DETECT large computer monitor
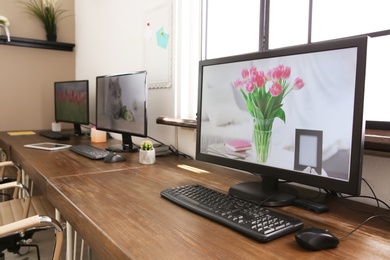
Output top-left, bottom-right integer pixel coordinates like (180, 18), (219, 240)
(95, 71), (148, 152)
(196, 36), (368, 206)
(54, 80), (89, 136)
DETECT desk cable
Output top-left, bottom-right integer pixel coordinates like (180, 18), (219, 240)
(336, 178), (390, 240)
(338, 214), (390, 240)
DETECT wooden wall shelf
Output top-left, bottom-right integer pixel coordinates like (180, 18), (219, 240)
(156, 116), (197, 129)
(0, 35), (75, 52)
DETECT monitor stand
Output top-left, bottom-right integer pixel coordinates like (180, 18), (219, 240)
(228, 176), (297, 207)
(107, 133), (138, 153)
(73, 123), (84, 136)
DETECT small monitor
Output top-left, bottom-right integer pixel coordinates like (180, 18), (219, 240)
(54, 80), (89, 136)
(95, 71), (148, 152)
(196, 36), (368, 206)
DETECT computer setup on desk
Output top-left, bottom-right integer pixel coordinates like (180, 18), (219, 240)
(32, 35), (390, 254)
(159, 35), (390, 251)
(38, 70), (172, 161)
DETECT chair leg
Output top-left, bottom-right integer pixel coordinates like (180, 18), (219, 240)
(88, 245), (92, 260)
(66, 222), (73, 260)
(73, 230), (77, 260)
(80, 238), (84, 260)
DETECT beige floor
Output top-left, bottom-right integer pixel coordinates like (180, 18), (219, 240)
(3, 228), (97, 260)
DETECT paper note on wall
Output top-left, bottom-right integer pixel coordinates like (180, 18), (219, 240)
(144, 2), (172, 89)
(156, 27), (169, 49)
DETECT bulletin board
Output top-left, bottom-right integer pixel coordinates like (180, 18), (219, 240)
(144, 1), (172, 89)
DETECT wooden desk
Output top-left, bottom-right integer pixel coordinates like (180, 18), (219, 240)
(1, 132), (390, 259)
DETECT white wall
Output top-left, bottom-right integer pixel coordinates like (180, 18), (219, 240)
(75, 0), (176, 146)
(0, 0), (75, 132)
(75, 1), (390, 208)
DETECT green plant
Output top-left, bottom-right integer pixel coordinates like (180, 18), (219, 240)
(22, 0), (66, 37)
(0, 15), (11, 42)
(140, 140), (154, 151)
(0, 15), (10, 26)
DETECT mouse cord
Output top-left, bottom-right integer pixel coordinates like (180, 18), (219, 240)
(338, 214), (390, 240)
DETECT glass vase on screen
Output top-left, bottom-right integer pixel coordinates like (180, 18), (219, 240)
(253, 118), (273, 163)
(233, 65), (305, 163)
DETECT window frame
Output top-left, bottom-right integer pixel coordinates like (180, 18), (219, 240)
(198, 0), (390, 129)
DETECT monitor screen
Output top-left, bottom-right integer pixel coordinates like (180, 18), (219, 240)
(54, 80), (89, 136)
(96, 71), (147, 152)
(196, 37), (368, 206)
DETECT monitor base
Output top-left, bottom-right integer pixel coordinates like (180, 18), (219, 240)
(106, 144), (138, 153)
(106, 133), (139, 153)
(228, 179), (297, 207)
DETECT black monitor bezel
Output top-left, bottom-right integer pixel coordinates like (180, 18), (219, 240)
(95, 71), (148, 151)
(54, 80), (90, 131)
(196, 36), (368, 196)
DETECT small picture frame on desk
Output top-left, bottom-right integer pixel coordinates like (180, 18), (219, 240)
(24, 142), (71, 151)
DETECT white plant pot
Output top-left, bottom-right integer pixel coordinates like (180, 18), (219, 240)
(139, 149), (156, 164)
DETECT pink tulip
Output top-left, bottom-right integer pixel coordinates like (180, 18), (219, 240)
(282, 66), (291, 79)
(293, 77), (305, 90)
(246, 82), (255, 93)
(270, 82), (283, 96)
(253, 71), (266, 87)
(271, 66), (283, 81)
(234, 79), (243, 89)
(241, 68), (250, 79)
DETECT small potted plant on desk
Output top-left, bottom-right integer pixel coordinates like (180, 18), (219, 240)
(139, 140), (155, 164)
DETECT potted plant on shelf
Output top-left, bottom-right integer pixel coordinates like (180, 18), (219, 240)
(0, 15), (11, 42)
(139, 140), (155, 164)
(22, 0), (67, 42)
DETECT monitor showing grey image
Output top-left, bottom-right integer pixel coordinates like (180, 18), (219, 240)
(96, 71), (147, 152)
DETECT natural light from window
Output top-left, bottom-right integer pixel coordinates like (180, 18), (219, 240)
(312, 0), (390, 42)
(206, 0), (260, 59)
(183, 0), (390, 123)
(269, 0), (309, 49)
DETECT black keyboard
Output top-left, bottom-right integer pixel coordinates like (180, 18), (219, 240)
(161, 184), (304, 243)
(39, 131), (70, 140)
(70, 144), (110, 160)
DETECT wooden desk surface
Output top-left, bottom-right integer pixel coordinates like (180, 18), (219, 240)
(1, 132), (390, 259)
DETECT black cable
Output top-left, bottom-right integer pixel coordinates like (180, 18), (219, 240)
(168, 145), (193, 159)
(338, 214), (390, 240)
(336, 177), (389, 216)
(340, 195), (390, 211)
(362, 177), (380, 208)
(146, 135), (193, 159)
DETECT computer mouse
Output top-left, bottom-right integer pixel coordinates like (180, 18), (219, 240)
(103, 152), (126, 163)
(295, 227), (339, 251)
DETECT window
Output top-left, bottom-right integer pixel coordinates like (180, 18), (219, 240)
(204, 0), (260, 59)
(312, 0), (390, 42)
(176, 0), (390, 124)
(174, 0), (201, 119)
(269, 0), (309, 49)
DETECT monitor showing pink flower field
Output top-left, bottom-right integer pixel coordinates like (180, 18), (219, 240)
(54, 80), (89, 136)
(196, 36), (369, 206)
